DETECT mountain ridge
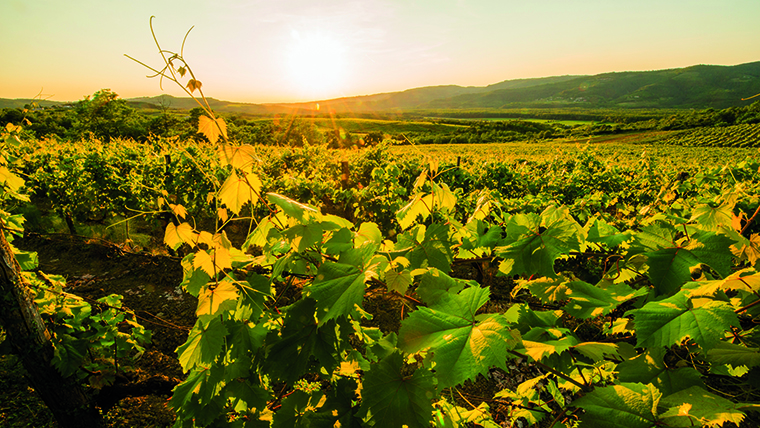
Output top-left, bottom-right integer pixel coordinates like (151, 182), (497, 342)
(3, 61), (759, 114)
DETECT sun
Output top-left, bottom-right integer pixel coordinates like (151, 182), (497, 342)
(286, 30), (348, 99)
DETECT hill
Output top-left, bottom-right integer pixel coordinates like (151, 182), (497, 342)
(4, 61), (760, 115)
(282, 62), (760, 112)
(0, 99), (69, 109)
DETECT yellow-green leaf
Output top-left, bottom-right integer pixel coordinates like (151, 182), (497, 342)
(198, 115), (227, 144)
(197, 281), (239, 317)
(218, 171), (262, 215)
(164, 222), (197, 250)
(169, 203), (187, 219)
(217, 144), (258, 171)
(193, 250), (215, 277)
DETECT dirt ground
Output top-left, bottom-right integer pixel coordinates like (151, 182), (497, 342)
(2, 233), (194, 427)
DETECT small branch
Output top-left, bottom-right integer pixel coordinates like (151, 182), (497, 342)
(741, 204), (760, 236)
(735, 297), (760, 314)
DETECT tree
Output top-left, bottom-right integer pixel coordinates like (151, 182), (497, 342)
(73, 89), (148, 141)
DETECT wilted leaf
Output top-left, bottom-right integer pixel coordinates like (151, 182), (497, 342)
(186, 78), (202, 92)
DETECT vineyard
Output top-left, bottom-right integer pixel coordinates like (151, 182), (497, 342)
(2, 114), (760, 428)
(651, 123), (760, 148)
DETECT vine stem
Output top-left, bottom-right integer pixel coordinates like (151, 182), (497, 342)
(548, 407), (570, 428)
(741, 203), (760, 235)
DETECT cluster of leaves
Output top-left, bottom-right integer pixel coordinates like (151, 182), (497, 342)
(0, 124), (150, 390)
(160, 116), (760, 426)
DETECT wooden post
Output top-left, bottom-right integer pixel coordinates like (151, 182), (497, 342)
(0, 230), (101, 427)
(340, 161), (350, 188)
(457, 156), (461, 167)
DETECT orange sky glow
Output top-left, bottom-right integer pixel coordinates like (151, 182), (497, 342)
(2, 0), (760, 104)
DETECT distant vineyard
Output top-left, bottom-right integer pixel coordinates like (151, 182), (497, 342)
(655, 123), (760, 147)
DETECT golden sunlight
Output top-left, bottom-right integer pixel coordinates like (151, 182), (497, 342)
(285, 29), (348, 99)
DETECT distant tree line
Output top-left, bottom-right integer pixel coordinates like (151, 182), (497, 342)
(0, 89), (380, 148)
(4, 88), (760, 146)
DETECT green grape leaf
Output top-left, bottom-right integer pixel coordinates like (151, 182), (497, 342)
(224, 378), (270, 415)
(15, 250), (38, 271)
(587, 217), (630, 247)
(358, 352), (435, 428)
(177, 316), (227, 373)
(521, 327), (578, 361)
(264, 299), (348, 383)
(398, 286), (510, 389)
(495, 377), (550, 425)
(302, 378), (362, 428)
(267, 192), (319, 222)
(405, 223), (454, 273)
(415, 268), (471, 306)
(496, 209), (581, 279)
(632, 224), (734, 296)
(218, 170), (262, 215)
(385, 269), (412, 294)
(309, 261), (373, 325)
(660, 386), (748, 427)
(51, 334), (88, 378)
(272, 390), (323, 428)
(396, 184), (456, 231)
(616, 348), (704, 396)
(684, 268), (760, 297)
(242, 217), (275, 251)
(169, 367), (213, 413)
(572, 342), (627, 362)
(690, 202), (734, 232)
(706, 341), (760, 368)
(573, 383), (661, 428)
(324, 227), (354, 255)
(731, 233), (760, 267)
(180, 254), (210, 297)
(459, 219), (503, 252)
(564, 280), (646, 319)
(356, 222), (382, 247)
(629, 290), (738, 350)
(283, 222), (323, 253)
(436, 400), (497, 428)
(505, 303), (561, 334)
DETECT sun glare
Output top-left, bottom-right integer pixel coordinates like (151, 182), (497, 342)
(286, 30), (348, 99)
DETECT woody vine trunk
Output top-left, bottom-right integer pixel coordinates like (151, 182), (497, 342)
(0, 229), (101, 428)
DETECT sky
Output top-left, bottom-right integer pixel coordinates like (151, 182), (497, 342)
(2, 0), (760, 104)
